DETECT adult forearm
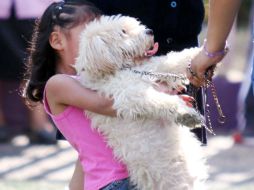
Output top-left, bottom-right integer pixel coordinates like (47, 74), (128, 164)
(206, 0), (242, 52)
(187, 0), (243, 87)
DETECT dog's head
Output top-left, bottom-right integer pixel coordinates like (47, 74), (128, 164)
(75, 15), (156, 78)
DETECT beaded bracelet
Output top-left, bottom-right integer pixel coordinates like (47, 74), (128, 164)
(203, 39), (229, 58)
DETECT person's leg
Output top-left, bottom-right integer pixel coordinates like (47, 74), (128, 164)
(252, 57), (254, 96)
(0, 81), (11, 142)
(235, 55), (252, 131)
(187, 85), (207, 145)
(0, 81), (6, 125)
(69, 159), (84, 190)
(233, 17), (254, 143)
(252, 26), (254, 96)
(251, 1), (254, 95)
(28, 103), (57, 144)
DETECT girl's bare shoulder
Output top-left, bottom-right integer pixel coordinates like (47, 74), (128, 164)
(45, 74), (81, 97)
(47, 74), (78, 88)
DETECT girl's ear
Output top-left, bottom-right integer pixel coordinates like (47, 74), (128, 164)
(49, 30), (65, 50)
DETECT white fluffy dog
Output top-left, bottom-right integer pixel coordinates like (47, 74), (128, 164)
(75, 15), (207, 190)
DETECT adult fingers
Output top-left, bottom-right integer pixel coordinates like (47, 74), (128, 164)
(186, 68), (205, 87)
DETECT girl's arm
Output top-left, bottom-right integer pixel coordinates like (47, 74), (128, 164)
(45, 74), (116, 116)
(45, 74), (194, 117)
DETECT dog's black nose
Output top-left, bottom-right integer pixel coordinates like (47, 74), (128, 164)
(146, 29), (153, 35)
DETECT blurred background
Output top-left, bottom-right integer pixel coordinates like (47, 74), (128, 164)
(0, 0), (254, 189)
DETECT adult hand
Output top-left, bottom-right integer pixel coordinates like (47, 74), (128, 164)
(187, 48), (225, 87)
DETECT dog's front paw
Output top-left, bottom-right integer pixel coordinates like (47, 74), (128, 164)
(175, 105), (204, 129)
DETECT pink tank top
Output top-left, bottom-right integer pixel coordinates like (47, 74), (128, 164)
(43, 76), (128, 190)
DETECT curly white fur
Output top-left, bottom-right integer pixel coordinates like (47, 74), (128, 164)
(75, 15), (208, 190)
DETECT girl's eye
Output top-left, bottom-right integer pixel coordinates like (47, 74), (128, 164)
(122, 29), (126, 34)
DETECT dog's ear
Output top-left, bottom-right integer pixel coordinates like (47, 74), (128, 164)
(76, 34), (123, 77)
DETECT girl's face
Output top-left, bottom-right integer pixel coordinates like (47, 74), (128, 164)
(51, 22), (86, 74)
(64, 23), (86, 67)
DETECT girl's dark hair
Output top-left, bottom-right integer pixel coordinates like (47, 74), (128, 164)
(23, 0), (101, 103)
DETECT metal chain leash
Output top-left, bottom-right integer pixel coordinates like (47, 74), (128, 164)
(122, 67), (226, 134)
(187, 60), (226, 134)
(204, 78), (226, 124)
(188, 84), (216, 135)
(122, 67), (188, 84)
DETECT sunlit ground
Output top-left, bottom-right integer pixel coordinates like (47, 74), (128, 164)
(1, 135), (254, 190)
(206, 136), (254, 190)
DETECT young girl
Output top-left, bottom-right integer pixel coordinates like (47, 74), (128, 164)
(23, 1), (193, 189)
(23, 1), (135, 189)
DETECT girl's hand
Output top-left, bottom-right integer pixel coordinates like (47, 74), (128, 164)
(179, 94), (195, 108)
(153, 81), (186, 95)
(154, 82), (194, 107)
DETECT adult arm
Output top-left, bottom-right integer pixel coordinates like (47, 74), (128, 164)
(188, 0), (242, 86)
(206, 0), (242, 52)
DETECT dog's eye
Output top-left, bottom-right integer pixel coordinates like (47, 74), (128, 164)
(122, 29), (126, 34)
